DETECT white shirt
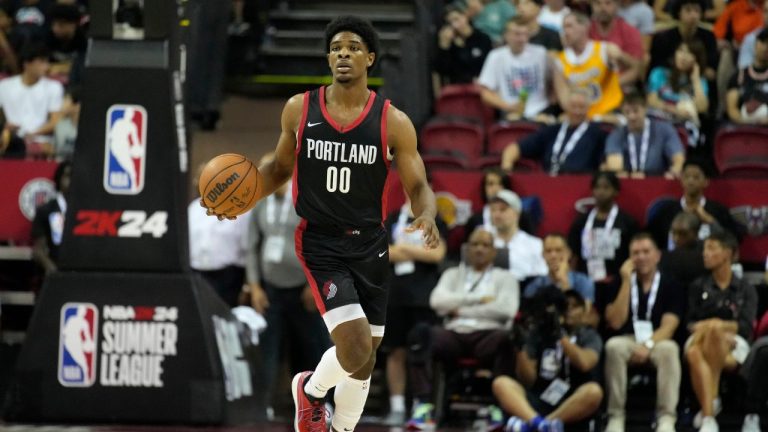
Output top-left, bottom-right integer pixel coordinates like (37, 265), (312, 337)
(538, 5), (571, 33)
(0, 76), (63, 141)
(618, 2), (655, 35)
(188, 199), (251, 271)
(493, 230), (548, 280)
(478, 44), (550, 118)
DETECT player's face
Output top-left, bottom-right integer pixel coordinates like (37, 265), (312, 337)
(328, 32), (374, 83)
(703, 239), (733, 270)
(630, 238), (660, 276)
(543, 236), (570, 271)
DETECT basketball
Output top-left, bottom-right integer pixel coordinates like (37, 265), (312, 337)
(199, 153), (261, 218)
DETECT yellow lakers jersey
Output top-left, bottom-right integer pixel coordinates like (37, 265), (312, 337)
(558, 41), (623, 118)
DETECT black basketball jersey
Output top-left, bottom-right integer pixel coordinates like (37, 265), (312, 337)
(293, 86), (392, 229)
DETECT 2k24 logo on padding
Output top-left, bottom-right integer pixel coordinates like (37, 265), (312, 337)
(104, 104), (147, 195)
(58, 303), (98, 387)
(73, 210), (168, 238)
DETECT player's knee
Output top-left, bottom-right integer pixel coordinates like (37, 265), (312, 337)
(337, 338), (372, 372)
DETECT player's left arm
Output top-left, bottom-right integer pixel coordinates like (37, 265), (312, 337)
(388, 105), (440, 249)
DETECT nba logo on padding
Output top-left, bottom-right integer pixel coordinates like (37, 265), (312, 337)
(104, 104), (147, 195)
(58, 303), (98, 387)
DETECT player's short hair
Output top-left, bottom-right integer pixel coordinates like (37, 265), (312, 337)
(591, 171), (621, 192)
(54, 161), (72, 191)
(325, 16), (380, 69)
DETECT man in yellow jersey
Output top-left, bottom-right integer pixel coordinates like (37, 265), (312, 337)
(553, 12), (632, 120)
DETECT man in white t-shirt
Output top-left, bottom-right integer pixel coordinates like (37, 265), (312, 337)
(0, 43), (63, 155)
(479, 16), (552, 122)
(489, 189), (548, 281)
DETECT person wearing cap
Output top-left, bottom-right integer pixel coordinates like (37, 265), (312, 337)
(603, 233), (684, 432)
(46, 3), (86, 77)
(489, 189), (548, 282)
(494, 289), (604, 431)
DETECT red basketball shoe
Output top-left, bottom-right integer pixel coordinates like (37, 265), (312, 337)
(292, 371), (327, 432)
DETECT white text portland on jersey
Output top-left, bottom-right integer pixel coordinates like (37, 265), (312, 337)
(306, 138), (378, 165)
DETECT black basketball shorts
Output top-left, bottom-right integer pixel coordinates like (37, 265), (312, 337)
(295, 221), (391, 337)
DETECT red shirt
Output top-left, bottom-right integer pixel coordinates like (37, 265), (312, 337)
(589, 17), (644, 60)
(713, 0), (764, 44)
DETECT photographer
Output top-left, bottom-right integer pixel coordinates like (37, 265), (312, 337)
(603, 233), (684, 432)
(493, 289), (603, 431)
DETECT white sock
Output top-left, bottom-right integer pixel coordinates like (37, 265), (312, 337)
(332, 376), (371, 432)
(390, 395), (406, 413)
(305, 346), (351, 399)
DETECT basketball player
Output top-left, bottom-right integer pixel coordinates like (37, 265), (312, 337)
(203, 16), (439, 432)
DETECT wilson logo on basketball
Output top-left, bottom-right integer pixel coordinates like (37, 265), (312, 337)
(205, 172), (241, 203)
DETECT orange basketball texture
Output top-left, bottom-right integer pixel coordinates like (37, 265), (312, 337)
(199, 153), (261, 217)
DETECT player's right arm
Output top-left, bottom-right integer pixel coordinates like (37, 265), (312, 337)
(255, 93), (304, 198)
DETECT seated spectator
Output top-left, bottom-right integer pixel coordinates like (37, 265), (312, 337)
(464, 167), (537, 240)
(435, 5), (493, 85)
(739, 336), (768, 431)
(31, 160), (70, 274)
(538, 0), (571, 33)
(11, 0), (46, 50)
(618, 0), (654, 52)
(0, 43), (64, 156)
(685, 231), (757, 432)
(406, 228), (519, 430)
(525, 233), (595, 304)
(502, 89), (608, 174)
(603, 233), (684, 432)
(648, 40), (710, 130)
(648, 159), (742, 250)
(47, 4), (87, 78)
(726, 28), (768, 125)
(489, 189), (548, 281)
(494, 289), (603, 430)
(588, 0), (643, 84)
(382, 191), (448, 426)
(568, 171), (638, 286)
(479, 17), (553, 122)
(53, 86), (79, 161)
(189, 163), (251, 307)
(472, 0), (517, 45)
(517, 0), (563, 51)
(659, 212), (707, 292)
(605, 91), (685, 178)
(713, 0), (764, 50)
(737, 1), (768, 69)
(654, 0), (724, 23)
(554, 12), (626, 118)
(650, 0), (718, 82)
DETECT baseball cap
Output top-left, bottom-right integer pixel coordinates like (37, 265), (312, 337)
(489, 189), (522, 212)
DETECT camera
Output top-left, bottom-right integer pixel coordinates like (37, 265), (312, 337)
(513, 286), (568, 350)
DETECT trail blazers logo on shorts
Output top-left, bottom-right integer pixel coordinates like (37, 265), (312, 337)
(323, 280), (338, 300)
(58, 303), (98, 387)
(104, 104), (147, 195)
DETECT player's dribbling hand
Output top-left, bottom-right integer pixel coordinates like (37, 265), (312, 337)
(405, 216), (440, 249)
(199, 198), (237, 220)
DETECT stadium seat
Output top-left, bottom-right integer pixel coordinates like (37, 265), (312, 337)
(478, 121), (542, 171)
(420, 119), (484, 169)
(435, 84), (495, 129)
(714, 126), (768, 178)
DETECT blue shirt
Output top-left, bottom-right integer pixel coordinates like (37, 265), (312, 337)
(647, 67), (709, 105)
(524, 271), (595, 302)
(519, 122), (607, 174)
(605, 118), (683, 175)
